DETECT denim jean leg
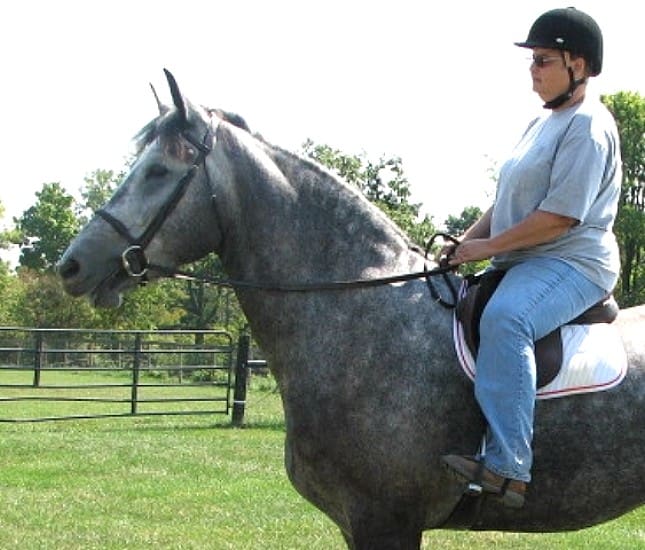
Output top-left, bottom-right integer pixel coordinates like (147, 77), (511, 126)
(474, 258), (607, 483)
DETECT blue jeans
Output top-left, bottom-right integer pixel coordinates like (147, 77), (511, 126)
(475, 257), (607, 482)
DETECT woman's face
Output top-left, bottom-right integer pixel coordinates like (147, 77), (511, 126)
(529, 47), (580, 103)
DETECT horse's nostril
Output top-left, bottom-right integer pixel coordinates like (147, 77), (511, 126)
(57, 258), (81, 280)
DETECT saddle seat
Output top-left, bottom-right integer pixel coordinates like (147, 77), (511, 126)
(455, 270), (619, 389)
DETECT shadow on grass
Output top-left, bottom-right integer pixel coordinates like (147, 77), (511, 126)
(83, 416), (286, 434)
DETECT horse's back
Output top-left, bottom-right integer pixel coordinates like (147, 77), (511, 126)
(617, 303), (645, 333)
(616, 304), (645, 370)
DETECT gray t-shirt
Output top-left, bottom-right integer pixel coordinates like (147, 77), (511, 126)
(491, 96), (622, 292)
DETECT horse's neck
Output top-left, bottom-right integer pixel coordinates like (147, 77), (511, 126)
(213, 126), (427, 367)
(217, 126), (416, 283)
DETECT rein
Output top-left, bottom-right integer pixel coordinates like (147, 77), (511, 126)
(150, 258), (459, 307)
(151, 232), (461, 309)
(94, 121), (460, 309)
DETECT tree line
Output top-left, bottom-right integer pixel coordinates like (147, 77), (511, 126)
(0, 91), (642, 336)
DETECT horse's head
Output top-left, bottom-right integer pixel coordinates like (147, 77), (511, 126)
(58, 70), (241, 307)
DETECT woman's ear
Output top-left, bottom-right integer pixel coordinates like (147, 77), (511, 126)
(574, 56), (589, 79)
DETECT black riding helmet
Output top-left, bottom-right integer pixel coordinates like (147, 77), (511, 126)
(515, 7), (603, 109)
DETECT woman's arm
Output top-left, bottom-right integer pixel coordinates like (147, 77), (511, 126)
(449, 209), (576, 265)
(461, 206), (493, 241)
(439, 206), (493, 262)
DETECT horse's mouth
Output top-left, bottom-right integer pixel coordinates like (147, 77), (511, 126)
(87, 270), (133, 308)
(90, 286), (123, 308)
(60, 253), (166, 308)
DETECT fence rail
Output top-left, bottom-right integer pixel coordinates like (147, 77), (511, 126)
(0, 327), (236, 423)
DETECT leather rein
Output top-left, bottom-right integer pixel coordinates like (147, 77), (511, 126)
(94, 125), (460, 309)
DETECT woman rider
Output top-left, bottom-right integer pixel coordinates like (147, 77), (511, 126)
(441, 7), (622, 508)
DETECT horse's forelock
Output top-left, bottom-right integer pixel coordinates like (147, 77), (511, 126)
(133, 107), (205, 159)
(133, 102), (251, 161)
(133, 118), (160, 155)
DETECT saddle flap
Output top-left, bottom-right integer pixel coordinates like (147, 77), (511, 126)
(534, 330), (562, 388)
(455, 270), (506, 354)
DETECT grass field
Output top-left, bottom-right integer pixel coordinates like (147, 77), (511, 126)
(1, 372), (643, 549)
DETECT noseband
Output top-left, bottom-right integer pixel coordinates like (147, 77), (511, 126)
(96, 128), (213, 280)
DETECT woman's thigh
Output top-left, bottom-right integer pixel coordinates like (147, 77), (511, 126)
(481, 258), (607, 341)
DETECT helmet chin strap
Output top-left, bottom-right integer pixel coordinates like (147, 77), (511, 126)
(543, 61), (587, 110)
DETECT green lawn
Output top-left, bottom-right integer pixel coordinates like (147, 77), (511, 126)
(0, 373), (643, 549)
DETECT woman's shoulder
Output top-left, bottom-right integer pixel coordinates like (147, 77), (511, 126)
(577, 97), (619, 141)
(571, 96), (616, 125)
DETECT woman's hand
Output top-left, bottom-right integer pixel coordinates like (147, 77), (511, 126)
(448, 239), (496, 266)
(437, 243), (458, 266)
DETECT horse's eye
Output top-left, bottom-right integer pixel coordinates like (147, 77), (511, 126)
(146, 164), (169, 179)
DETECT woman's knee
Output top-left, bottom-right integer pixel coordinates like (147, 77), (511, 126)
(479, 298), (530, 341)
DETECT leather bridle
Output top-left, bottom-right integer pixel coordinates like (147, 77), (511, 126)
(95, 127), (213, 280)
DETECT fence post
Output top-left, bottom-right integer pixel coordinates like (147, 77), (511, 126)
(33, 332), (43, 388)
(231, 333), (250, 427)
(131, 333), (142, 415)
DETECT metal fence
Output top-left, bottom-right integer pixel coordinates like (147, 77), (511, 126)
(0, 327), (236, 423)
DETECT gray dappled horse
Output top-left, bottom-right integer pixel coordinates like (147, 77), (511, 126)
(58, 71), (644, 549)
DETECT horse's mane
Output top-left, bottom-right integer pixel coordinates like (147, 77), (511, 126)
(212, 108), (417, 250)
(133, 105), (415, 249)
(257, 139), (416, 249)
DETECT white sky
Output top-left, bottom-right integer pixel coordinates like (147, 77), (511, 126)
(1, 0), (643, 242)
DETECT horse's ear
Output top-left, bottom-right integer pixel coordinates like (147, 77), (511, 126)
(149, 83), (169, 116)
(163, 68), (187, 124)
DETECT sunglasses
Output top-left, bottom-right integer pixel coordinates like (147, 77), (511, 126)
(530, 54), (562, 68)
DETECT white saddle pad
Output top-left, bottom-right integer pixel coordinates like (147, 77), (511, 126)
(453, 307), (628, 401)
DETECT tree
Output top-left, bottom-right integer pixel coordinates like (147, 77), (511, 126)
(0, 200), (22, 261)
(91, 280), (185, 330)
(444, 206), (483, 236)
(442, 205), (489, 275)
(15, 183), (81, 272)
(602, 91), (645, 306)
(11, 269), (97, 328)
(171, 253), (245, 341)
(1, 201), (15, 250)
(0, 200), (20, 324)
(0, 269), (19, 325)
(302, 140), (436, 245)
(79, 169), (122, 221)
